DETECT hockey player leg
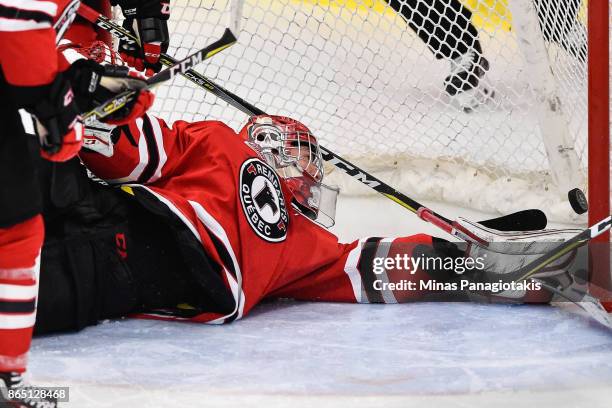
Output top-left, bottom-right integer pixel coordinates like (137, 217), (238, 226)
(444, 42), (494, 113)
(35, 169), (199, 332)
(0, 216), (43, 373)
(0, 215), (50, 407)
(0, 103), (58, 406)
(385, 0), (494, 111)
(35, 225), (139, 335)
(435, 0), (495, 112)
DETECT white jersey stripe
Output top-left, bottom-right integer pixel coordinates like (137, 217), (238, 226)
(0, 17), (50, 31)
(0, 283), (37, 301)
(127, 118), (149, 181)
(189, 200), (245, 321)
(0, 353), (28, 371)
(0, 312), (37, 329)
(59, 41), (87, 64)
(373, 238), (397, 304)
(0, 0), (57, 16)
(148, 115), (168, 183)
(343, 238), (367, 303)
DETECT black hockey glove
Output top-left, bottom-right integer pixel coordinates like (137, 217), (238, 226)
(65, 58), (151, 122)
(29, 74), (84, 162)
(112, 0), (170, 75)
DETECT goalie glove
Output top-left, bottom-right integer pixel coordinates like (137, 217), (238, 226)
(113, 0), (170, 75)
(455, 217), (585, 302)
(66, 59), (154, 125)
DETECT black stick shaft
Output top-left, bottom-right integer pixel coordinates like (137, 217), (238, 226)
(146, 29), (237, 86)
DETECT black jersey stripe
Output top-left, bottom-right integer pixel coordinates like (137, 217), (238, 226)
(205, 227), (241, 323)
(119, 124), (138, 146)
(0, 4), (53, 24)
(137, 115), (160, 183)
(357, 237), (384, 303)
(0, 298), (36, 314)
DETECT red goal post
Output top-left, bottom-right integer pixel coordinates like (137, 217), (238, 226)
(588, 0), (611, 308)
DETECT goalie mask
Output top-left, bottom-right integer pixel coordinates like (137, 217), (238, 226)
(242, 116), (339, 227)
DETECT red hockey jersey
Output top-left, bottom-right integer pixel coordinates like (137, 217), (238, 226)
(0, 0), (79, 92)
(80, 114), (434, 324)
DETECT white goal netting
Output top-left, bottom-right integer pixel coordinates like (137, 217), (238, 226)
(139, 0), (604, 223)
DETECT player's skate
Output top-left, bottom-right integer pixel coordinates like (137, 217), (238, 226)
(0, 372), (58, 408)
(444, 45), (494, 113)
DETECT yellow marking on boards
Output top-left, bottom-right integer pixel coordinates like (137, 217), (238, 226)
(462, 0), (512, 32)
(297, 0), (393, 14)
(293, 0), (515, 32)
(382, 193), (418, 213)
(121, 186), (135, 195)
(261, 0), (586, 33)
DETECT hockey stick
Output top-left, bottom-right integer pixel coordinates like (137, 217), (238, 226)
(475, 215), (612, 285)
(77, 3), (262, 116)
(82, 28), (237, 123)
(478, 209), (547, 231)
(82, 4), (547, 243)
(54, 0), (80, 43)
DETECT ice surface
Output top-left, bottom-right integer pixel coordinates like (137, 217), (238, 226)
(29, 302), (612, 407)
(28, 197), (612, 407)
(23, 1), (606, 404)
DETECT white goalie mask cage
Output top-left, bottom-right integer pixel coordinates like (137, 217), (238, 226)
(244, 115), (339, 227)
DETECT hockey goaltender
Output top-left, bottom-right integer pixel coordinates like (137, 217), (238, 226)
(32, 19), (582, 333)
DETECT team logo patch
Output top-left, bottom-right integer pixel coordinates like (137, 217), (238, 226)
(239, 159), (289, 242)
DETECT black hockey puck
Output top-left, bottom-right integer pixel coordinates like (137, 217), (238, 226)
(568, 188), (588, 214)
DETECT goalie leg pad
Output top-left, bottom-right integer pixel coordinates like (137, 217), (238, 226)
(35, 210), (193, 334)
(35, 168), (193, 334)
(35, 227), (135, 334)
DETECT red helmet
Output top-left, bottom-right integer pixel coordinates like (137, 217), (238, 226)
(241, 115), (339, 227)
(243, 115), (323, 181)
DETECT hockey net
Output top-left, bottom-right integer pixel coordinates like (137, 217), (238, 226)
(124, 0), (608, 224)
